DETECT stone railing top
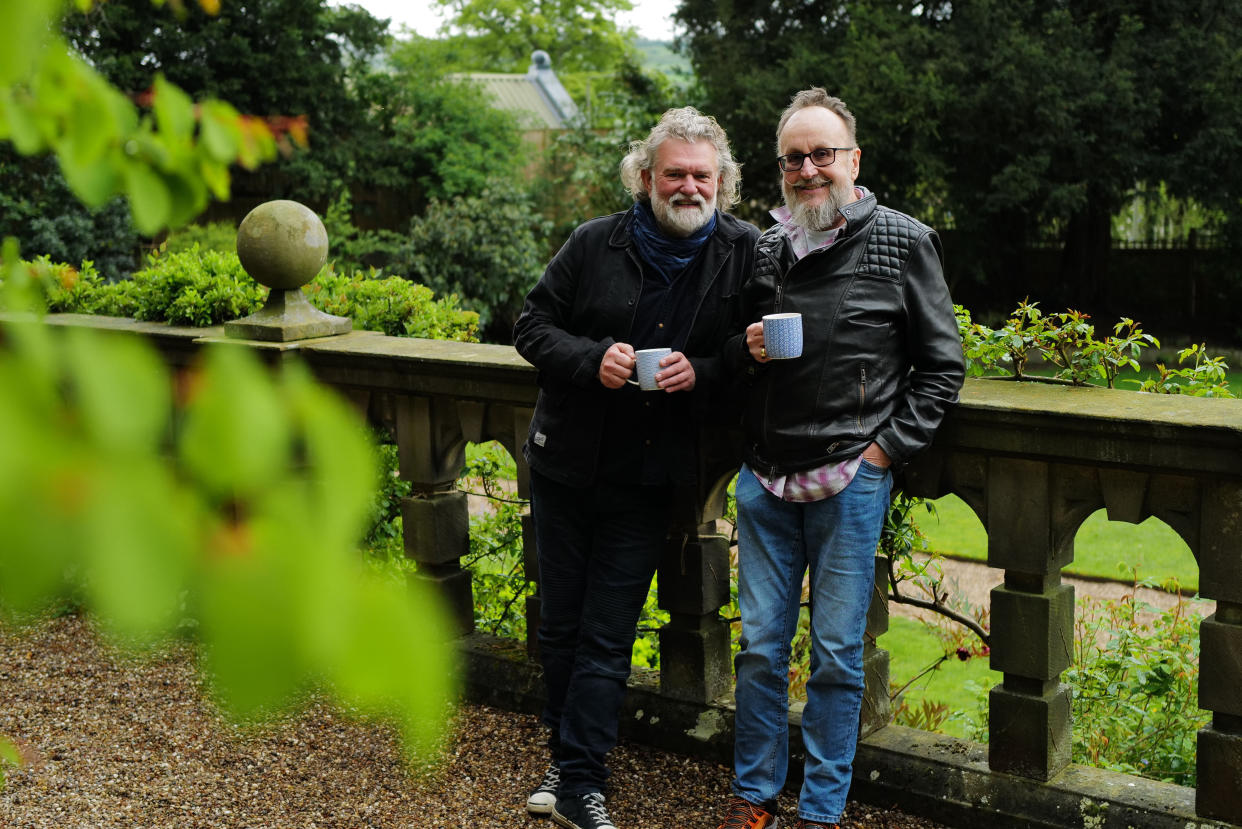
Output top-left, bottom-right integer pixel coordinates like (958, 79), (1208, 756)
(17, 314), (1242, 475)
(945, 377), (1242, 478)
(961, 376), (1242, 429)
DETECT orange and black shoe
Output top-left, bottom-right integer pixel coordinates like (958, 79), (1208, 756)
(717, 795), (779, 828)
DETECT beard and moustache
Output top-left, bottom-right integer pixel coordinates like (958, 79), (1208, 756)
(649, 188), (716, 238)
(783, 175), (855, 231)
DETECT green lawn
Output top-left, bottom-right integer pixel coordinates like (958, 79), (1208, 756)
(883, 615), (997, 739)
(916, 494), (1200, 592)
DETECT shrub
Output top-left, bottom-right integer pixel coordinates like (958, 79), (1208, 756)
(8, 257), (107, 315)
(1131, 343), (1236, 397)
(402, 183), (549, 344)
(307, 267), (478, 342)
(2, 248), (479, 342)
(128, 246), (267, 326)
(162, 221), (239, 256)
(1067, 588), (1208, 785)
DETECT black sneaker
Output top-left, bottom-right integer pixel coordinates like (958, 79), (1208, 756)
(526, 763), (560, 815)
(551, 792), (617, 829)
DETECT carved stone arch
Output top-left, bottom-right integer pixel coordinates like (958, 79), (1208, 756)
(905, 447), (987, 527)
(453, 401), (534, 503)
(1144, 473), (1202, 563)
(697, 464), (740, 529)
(1050, 463), (1105, 566)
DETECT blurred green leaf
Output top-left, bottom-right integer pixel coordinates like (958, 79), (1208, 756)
(200, 547), (306, 719)
(178, 345), (289, 500)
(198, 102), (239, 162)
(152, 73), (195, 138)
(0, 448), (85, 618)
(64, 328), (170, 452)
(0, 0), (55, 86)
(0, 314), (456, 764)
(123, 161), (172, 234)
(83, 461), (198, 644)
(59, 151), (124, 208)
(286, 364), (375, 551)
(333, 577), (456, 756)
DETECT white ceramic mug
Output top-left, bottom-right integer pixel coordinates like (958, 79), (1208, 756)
(628, 347), (672, 391)
(762, 312), (803, 359)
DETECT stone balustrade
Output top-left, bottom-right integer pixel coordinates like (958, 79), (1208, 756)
(32, 311), (1242, 829)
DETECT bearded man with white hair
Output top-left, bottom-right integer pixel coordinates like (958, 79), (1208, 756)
(513, 106), (758, 829)
(717, 88), (964, 829)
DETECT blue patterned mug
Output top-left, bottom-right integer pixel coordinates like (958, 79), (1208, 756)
(762, 312), (803, 359)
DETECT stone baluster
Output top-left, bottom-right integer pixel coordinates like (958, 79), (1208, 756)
(861, 555), (892, 735)
(1195, 479), (1242, 823)
(985, 458), (1075, 780)
(658, 520), (733, 703)
(395, 394), (473, 634)
(656, 444), (737, 704)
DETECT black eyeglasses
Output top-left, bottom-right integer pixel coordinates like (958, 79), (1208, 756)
(777, 147), (854, 172)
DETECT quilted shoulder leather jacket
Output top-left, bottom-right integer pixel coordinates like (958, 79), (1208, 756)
(734, 189), (964, 476)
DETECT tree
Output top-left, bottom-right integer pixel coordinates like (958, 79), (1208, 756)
(61, 0), (389, 210)
(678, 0), (1242, 305)
(431, 0), (638, 73)
(676, 0), (947, 225)
(379, 42), (531, 206)
(1, 1), (277, 236)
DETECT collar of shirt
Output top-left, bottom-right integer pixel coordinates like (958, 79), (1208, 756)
(769, 186), (864, 260)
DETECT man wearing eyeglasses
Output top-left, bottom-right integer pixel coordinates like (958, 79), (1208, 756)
(716, 88), (964, 829)
(514, 107), (758, 829)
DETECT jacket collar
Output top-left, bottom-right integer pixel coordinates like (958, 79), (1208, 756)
(761, 186), (876, 260)
(836, 187), (876, 237)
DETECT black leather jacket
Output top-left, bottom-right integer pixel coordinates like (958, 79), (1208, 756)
(729, 189), (964, 476)
(515, 206), (758, 487)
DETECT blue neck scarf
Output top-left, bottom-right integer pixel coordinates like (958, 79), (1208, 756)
(630, 201), (717, 284)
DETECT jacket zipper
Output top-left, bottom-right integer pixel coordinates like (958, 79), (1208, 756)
(857, 362), (867, 433)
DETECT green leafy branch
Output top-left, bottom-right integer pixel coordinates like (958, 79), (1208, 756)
(1, 0), (278, 234)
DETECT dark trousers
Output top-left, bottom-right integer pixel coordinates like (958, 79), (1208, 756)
(529, 468), (672, 796)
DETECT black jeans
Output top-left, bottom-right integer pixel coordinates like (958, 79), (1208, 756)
(530, 468), (672, 796)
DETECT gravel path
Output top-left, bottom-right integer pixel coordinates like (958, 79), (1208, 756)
(0, 614), (951, 829)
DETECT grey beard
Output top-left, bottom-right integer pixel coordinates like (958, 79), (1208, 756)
(783, 178), (853, 231)
(651, 192), (715, 237)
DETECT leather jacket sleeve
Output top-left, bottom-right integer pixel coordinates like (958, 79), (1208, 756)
(874, 230), (965, 467)
(512, 225), (614, 389)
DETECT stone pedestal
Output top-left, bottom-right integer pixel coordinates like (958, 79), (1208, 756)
(225, 200), (351, 342)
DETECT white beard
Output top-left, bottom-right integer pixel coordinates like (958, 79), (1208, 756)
(783, 176), (855, 231)
(650, 190), (716, 237)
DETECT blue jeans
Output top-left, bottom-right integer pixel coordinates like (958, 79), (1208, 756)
(731, 461), (892, 825)
(529, 469), (671, 796)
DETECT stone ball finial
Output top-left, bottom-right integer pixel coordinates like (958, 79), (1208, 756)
(531, 49), (552, 70)
(225, 199), (350, 342)
(236, 200), (328, 291)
